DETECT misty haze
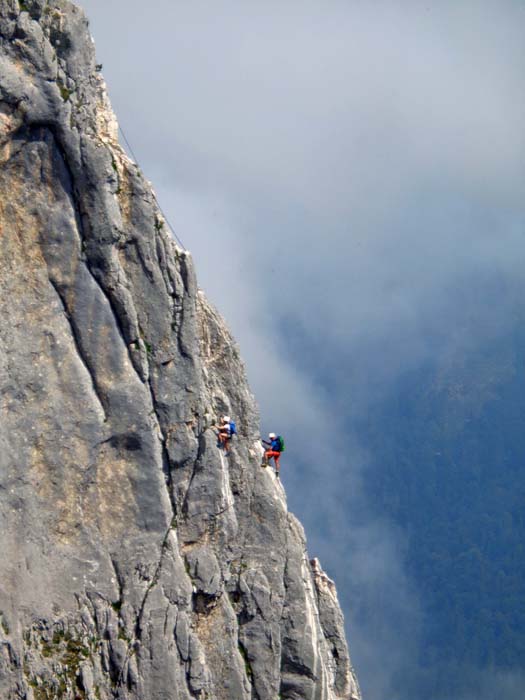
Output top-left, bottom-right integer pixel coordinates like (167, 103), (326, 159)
(2, 1), (524, 699)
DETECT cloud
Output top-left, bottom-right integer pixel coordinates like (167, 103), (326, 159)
(81, 1), (525, 697)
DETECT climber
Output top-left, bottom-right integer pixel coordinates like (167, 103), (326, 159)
(216, 416), (231, 453)
(261, 432), (285, 476)
(215, 415), (236, 454)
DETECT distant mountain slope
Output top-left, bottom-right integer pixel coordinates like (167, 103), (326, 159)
(360, 317), (525, 697)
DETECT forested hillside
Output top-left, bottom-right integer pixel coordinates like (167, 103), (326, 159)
(360, 317), (525, 697)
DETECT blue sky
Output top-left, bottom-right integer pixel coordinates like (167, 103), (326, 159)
(79, 2), (525, 697)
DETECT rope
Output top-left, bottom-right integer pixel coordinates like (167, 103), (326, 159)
(118, 124), (187, 251)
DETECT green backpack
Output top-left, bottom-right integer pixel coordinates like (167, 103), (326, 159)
(277, 436), (285, 452)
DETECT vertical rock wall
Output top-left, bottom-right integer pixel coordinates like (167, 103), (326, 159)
(0, 2), (361, 698)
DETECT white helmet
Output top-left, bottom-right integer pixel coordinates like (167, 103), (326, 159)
(223, 416), (231, 422)
(269, 432), (276, 439)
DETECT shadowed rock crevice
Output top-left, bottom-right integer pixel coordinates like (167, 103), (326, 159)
(48, 274), (108, 420)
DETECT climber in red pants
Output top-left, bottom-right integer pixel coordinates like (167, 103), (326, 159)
(262, 432), (285, 477)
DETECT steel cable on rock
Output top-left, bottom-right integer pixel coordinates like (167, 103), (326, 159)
(118, 124), (187, 251)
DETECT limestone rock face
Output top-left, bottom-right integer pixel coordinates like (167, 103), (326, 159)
(0, 2), (362, 699)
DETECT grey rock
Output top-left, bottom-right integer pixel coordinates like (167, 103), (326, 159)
(186, 547), (222, 599)
(0, 1), (362, 699)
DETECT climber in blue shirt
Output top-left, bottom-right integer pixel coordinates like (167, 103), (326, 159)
(262, 432), (285, 476)
(215, 415), (237, 455)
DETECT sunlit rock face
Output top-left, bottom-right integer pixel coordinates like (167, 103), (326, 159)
(0, 2), (361, 698)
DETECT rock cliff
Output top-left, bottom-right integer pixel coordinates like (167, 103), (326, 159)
(0, 2), (361, 698)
